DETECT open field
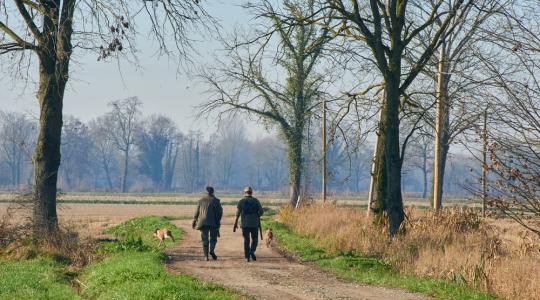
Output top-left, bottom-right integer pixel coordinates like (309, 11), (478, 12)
(0, 191), (484, 208)
(0, 203), (237, 239)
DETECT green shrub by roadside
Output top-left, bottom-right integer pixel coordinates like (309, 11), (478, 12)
(263, 219), (498, 300)
(0, 257), (79, 299)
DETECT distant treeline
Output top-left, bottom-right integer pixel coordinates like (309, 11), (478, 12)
(0, 105), (477, 197)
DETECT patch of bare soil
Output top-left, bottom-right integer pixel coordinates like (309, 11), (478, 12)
(166, 218), (431, 300)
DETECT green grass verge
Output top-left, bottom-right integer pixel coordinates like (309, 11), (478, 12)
(80, 251), (239, 300)
(0, 216), (241, 300)
(99, 216), (182, 252)
(80, 216), (241, 300)
(263, 219), (498, 300)
(0, 258), (79, 299)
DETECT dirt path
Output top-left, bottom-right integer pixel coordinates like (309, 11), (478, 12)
(166, 218), (430, 300)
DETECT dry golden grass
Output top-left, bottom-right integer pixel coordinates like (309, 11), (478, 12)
(279, 204), (540, 300)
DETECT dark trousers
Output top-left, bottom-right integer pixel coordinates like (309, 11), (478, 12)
(242, 227), (258, 258)
(200, 227), (219, 256)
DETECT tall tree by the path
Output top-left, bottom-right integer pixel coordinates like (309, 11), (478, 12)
(0, 0), (212, 236)
(323, 0), (475, 235)
(201, 0), (333, 206)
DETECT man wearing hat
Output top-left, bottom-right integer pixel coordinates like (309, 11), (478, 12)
(233, 186), (264, 262)
(193, 186), (223, 261)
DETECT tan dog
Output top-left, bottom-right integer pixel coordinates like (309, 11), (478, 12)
(153, 228), (175, 246)
(265, 227), (273, 247)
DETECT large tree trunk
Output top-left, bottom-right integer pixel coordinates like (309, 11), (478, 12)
(33, 68), (63, 234)
(382, 72), (405, 236)
(432, 137), (449, 206)
(372, 124), (387, 223)
(32, 0), (75, 236)
(287, 133), (302, 206)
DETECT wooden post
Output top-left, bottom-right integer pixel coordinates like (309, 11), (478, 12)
(367, 90), (384, 216)
(433, 39), (446, 211)
(481, 109), (488, 217)
(322, 99), (327, 202)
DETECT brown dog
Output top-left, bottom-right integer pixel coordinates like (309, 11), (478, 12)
(153, 228), (175, 246)
(265, 227), (273, 247)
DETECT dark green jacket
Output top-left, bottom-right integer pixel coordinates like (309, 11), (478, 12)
(193, 195), (223, 230)
(236, 196), (263, 228)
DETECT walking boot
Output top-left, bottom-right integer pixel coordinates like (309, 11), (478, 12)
(250, 252), (257, 261)
(210, 241), (218, 260)
(203, 245), (209, 261)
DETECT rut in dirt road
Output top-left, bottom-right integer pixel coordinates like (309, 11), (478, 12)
(165, 218), (431, 300)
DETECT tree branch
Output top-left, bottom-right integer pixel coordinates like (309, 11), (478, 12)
(0, 20), (38, 52)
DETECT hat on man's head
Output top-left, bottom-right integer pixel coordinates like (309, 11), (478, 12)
(243, 186), (253, 195)
(206, 186), (214, 195)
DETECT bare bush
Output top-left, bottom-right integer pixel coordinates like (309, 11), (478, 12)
(0, 199), (98, 269)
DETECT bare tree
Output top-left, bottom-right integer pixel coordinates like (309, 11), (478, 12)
(405, 130), (434, 199)
(137, 115), (180, 191)
(212, 118), (248, 188)
(89, 117), (118, 191)
(0, 0), (212, 235)
(178, 130), (204, 193)
(59, 116), (93, 190)
(412, 0), (505, 209)
(321, 0), (476, 235)
(477, 1), (540, 236)
(250, 136), (288, 191)
(201, 0), (333, 205)
(0, 111), (35, 189)
(106, 97), (141, 193)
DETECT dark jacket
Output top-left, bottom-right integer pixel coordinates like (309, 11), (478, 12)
(236, 196), (263, 228)
(193, 195), (223, 230)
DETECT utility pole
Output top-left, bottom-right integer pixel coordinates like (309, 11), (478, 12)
(481, 109), (488, 217)
(322, 99), (327, 202)
(433, 38), (447, 211)
(367, 89), (384, 217)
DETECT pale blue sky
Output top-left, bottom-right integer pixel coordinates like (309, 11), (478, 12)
(1, 1), (271, 137)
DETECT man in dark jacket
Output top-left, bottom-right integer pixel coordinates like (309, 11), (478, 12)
(193, 186), (223, 261)
(233, 187), (264, 262)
